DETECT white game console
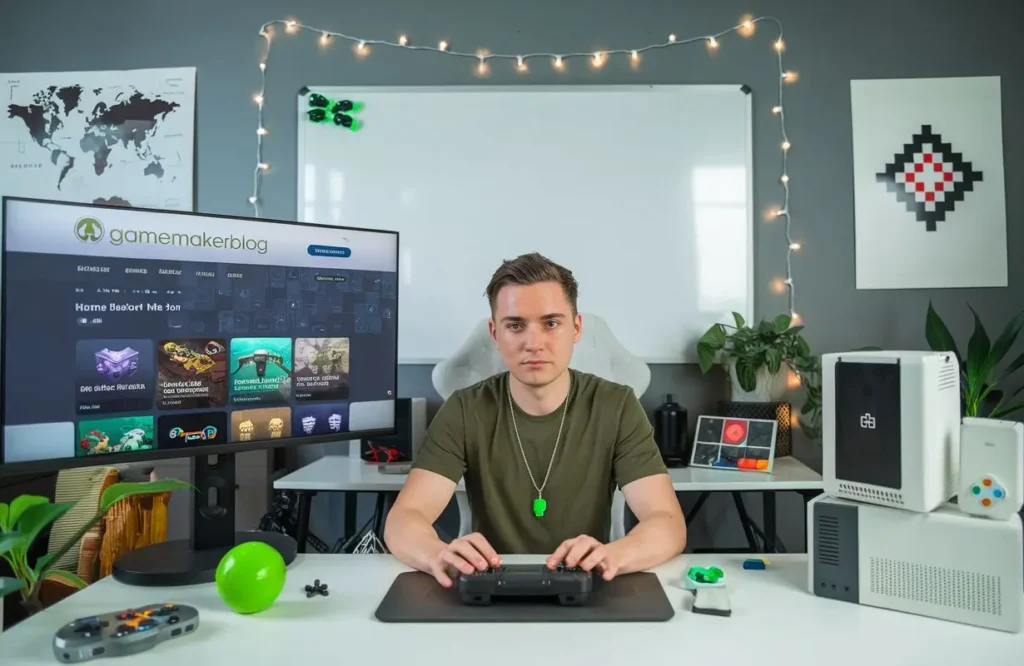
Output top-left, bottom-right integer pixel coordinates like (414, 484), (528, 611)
(822, 350), (961, 513)
(808, 494), (1023, 633)
(959, 417), (1024, 521)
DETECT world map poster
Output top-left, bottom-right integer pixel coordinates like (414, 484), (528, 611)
(1, 67), (195, 211)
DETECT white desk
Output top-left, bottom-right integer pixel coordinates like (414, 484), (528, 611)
(274, 456), (823, 553)
(1, 554), (1019, 663)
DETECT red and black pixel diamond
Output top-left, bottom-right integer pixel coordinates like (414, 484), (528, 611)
(875, 125), (983, 231)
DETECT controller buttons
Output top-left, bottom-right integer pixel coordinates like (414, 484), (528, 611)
(972, 485), (981, 495)
(137, 618), (158, 630)
(983, 478), (992, 487)
(982, 498), (992, 506)
(168, 615), (180, 625)
(994, 488), (1004, 498)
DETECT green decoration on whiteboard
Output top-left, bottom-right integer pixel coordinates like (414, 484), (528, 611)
(306, 93), (363, 130)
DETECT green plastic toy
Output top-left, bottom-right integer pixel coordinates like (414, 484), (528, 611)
(685, 566), (725, 587)
(215, 541), (287, 614)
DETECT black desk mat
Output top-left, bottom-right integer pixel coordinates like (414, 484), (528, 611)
(375, 571), (675, 622)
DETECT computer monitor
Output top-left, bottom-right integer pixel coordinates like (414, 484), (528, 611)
(1, 196), (399, 584)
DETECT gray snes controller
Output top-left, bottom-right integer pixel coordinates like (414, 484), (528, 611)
(52, 603), (199, 663)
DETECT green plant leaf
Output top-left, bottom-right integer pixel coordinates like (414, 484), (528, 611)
(766, 348), (783, 374)
(16, 502), (74, 553)
(43, 568), (88, 590)
(0, 531), (24, 557)
(965, 305), (991, 400)
(0, 502), (9, 532)
(990, 402), (1024, 420)
(697, 342), (717, 374)
(0, 576), (26, 598)
(734, 359), (758, 392)
(773, 314), (791, 333)
(985, 311), (1024, 375)
(99, 479), (191, 513)
(8, 495), (48, 531)
(732, 312), (746, 329)
(925, 302), (960, 357)
(699, 324), (727, 347)
(1004, 351), (1024, 378)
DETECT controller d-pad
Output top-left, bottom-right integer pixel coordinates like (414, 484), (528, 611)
(969, 476), (1005, 507)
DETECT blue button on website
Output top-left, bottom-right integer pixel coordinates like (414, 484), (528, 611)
(308, 244), (352, 258)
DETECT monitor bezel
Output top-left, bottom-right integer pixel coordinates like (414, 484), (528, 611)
(0, 195), (400, 475)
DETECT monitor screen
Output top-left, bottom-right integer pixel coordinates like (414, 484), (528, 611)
(1, 197), (398, 471)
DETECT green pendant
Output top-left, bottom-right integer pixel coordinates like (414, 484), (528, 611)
(533, 497), (547, 517)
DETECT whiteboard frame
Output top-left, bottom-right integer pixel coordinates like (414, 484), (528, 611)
(296, 84), (755, 365)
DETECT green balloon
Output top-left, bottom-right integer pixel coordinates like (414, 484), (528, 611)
(215, 541), (287, 614)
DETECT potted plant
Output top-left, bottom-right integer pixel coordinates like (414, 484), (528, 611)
(697, 311), (817, 412)
(924, 301), (1024, 418)
(0, 478), (190, 616)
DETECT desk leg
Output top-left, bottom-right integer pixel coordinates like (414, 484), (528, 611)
(372, 493), (387, 537)
(731, 493), (760, 553)
(344, 491), (358, 542)
(296, 491), (315, 554)
(762, 492), (777, 553)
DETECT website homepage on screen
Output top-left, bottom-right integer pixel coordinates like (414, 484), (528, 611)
(2, 199), (398, 465)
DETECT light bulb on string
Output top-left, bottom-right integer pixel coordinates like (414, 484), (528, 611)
(253, 94), (264, 105)
(775, 39), (785, 52)
(668, 34), (677, 42)
(439, 40), (448, 51)
(592, 52), (604, 68)
(258, 162), (269, 170)
(355, 40), (369, 57)
(781, 174), (789, 183)
(285, 20), (298, 33)
(782, 140), (791, 151)
(248, 196), (258, 204)
(516, 56), (527, 72)
(790, 242), (801, 250)
(554, 55), (564, 70)
(476, 57), (489, 76)
(259, 62), (266, 71)
(399, 35), (408, 46)
(257, 127), (268, 136)
(772, 105), (782, 114)
(739, 17), (755, 37)
(320, 32), (331, 47)
(707, 37), (718, 50)
(782, 71), (798, 83)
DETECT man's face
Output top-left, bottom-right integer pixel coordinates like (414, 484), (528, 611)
(488, 281), (581, 388)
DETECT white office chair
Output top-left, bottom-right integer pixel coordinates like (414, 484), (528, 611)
(431, 313), (650, 542)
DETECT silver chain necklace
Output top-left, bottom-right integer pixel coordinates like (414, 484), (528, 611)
(507, 372), (571, 518)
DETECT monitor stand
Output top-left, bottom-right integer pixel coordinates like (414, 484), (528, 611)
(111, 452), (297, 587)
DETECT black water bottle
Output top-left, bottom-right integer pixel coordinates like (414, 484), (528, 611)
(653, 394), (687, 467)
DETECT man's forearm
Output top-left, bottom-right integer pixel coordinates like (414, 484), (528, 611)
(383, 507), (446, 572)
(607, 511), (687, 574)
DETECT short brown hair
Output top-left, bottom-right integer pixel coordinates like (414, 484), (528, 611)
(485, 252), (579, 315)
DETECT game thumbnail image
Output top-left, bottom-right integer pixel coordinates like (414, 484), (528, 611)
(292, 402), (349, 437)
(157, 412), (228, 450)
(77, 416), (155, 457)
(231, 407), (292, 443)
(74, 339), (155, 415)
(229, 338), (293, 405)
(158, 339), (228, 409)
(294, 337), (350, 401)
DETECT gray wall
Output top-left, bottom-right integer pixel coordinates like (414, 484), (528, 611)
(3, 0), (1023, 553)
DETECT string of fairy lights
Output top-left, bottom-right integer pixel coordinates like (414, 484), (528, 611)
(250, 15), (800, 323)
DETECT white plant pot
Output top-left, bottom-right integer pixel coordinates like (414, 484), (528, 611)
(728, 361), (788, 403)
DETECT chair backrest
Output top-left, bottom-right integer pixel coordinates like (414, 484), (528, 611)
(431, 313), (651, 400)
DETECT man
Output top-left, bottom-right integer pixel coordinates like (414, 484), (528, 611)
(383, 252), (686, 587)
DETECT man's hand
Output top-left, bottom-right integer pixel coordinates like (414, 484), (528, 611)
(546, 534), (621, 581)
(428, 532), (502, 588)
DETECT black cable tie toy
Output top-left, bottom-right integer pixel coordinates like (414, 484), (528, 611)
(305, 93), (363, 130)
(304, 579), (329, 598)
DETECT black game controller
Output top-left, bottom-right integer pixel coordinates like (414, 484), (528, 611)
(457, 563), (593, 606)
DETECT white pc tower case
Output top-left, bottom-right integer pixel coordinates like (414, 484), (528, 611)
(808, 494), (1023, 633)
(822, 350), (961, 513)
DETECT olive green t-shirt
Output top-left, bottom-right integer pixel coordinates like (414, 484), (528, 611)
(412, 369), (668, 554)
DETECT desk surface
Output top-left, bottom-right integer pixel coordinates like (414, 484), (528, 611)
(273, 455), (823, 493)
(1, 554), (1018, 664)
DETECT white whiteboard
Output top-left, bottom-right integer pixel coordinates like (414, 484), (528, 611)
(297, 85), (753, 364)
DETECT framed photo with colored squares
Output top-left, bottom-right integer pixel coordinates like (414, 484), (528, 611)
(690, 415), (778, 473)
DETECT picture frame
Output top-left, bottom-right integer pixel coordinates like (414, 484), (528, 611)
(689, 415), (778, 473)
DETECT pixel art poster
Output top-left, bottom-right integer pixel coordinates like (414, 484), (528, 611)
(157, 339), (227, 409)
(850, 76), (1007, 289)
(229, 338), (293, 405)
(293, 337), (350, 401)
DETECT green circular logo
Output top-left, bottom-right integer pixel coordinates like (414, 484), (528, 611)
(74, 217), (104, 243)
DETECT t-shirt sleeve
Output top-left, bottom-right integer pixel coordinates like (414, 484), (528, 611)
(612, 388), (668, 489)
(411, 391), (468, 483)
